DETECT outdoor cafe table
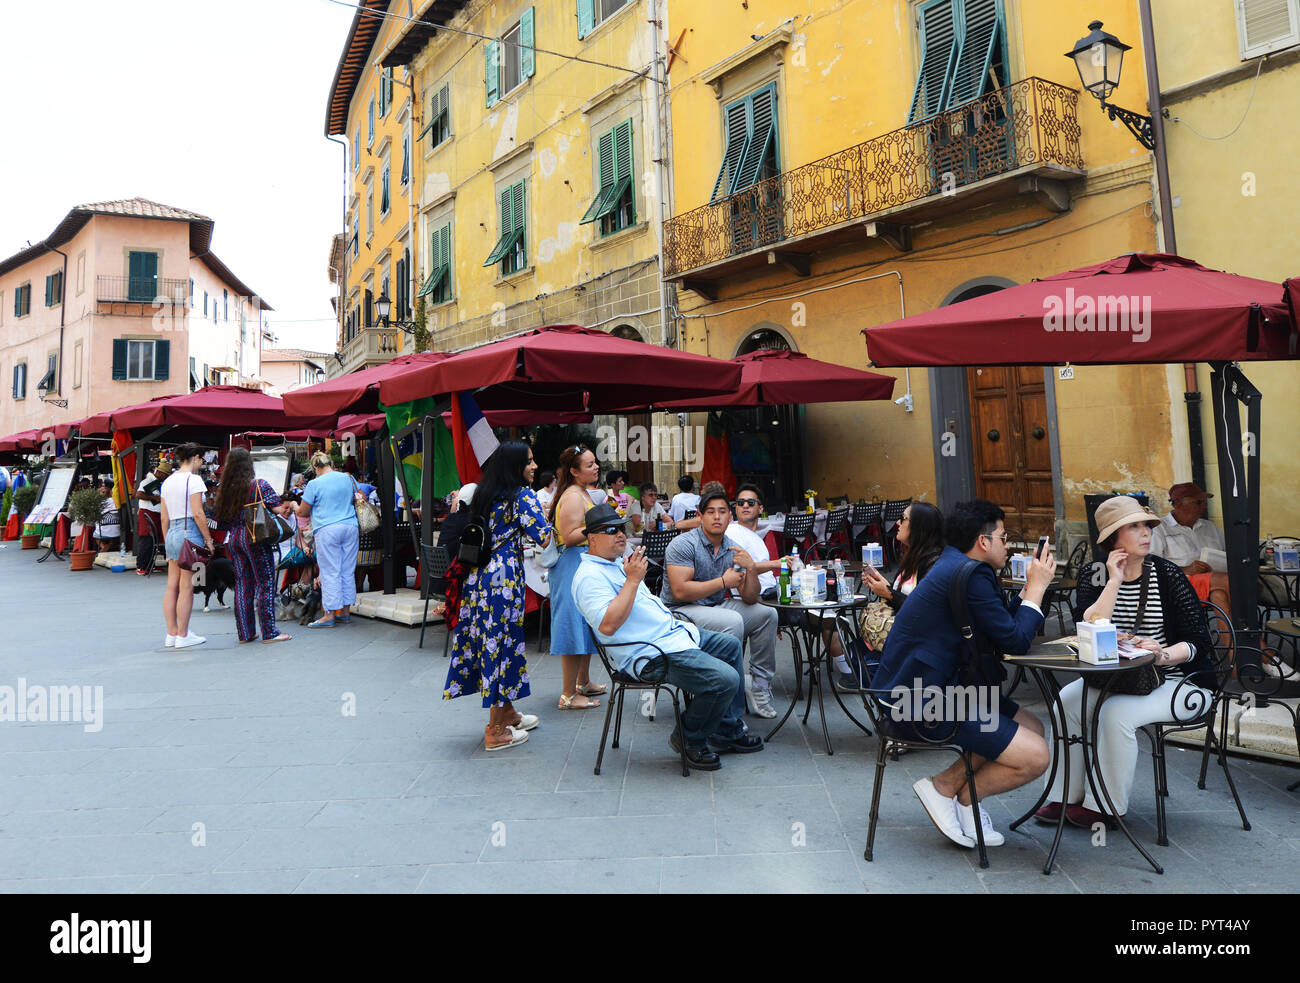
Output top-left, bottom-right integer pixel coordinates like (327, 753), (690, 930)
(1264, 616), (1300, 640)
(759, 593), (873, 755)
(1260, 565), (1300, 614)
(1004, 641), (1164, 876)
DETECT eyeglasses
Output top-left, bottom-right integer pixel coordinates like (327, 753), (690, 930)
(735, 499), (761, 507)
(982, 531), (1010, 544)
(592, 525), (624, 536)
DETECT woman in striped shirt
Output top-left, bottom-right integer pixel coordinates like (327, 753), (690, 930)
(1036, 496), (1213, 829)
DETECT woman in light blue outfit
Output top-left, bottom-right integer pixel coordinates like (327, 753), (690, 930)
(292, 451), (361, 627)
(548, 444), (607, 710)
(158, 443), (213, 649)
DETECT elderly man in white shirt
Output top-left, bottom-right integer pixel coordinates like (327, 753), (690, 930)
(1150, 481), (1230, 611)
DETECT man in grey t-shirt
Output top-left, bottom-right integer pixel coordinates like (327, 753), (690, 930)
(661, 482), (779, 718)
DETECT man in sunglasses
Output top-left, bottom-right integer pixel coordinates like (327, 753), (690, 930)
(572, 503), (763, 770)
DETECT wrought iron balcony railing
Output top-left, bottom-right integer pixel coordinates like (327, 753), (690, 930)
(96, 275), (191, 306)
(663, 76), (1084, 278)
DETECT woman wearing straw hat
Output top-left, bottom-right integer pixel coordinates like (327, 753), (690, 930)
(1035, 495), (1214, 830)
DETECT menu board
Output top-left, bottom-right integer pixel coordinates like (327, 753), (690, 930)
(27, 462), (77, 525)
(249, 446), (291, 496)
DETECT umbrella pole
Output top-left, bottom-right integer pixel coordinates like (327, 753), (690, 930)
(420, 415), (435, 562)
(379, 426), (397, 596)
(1209, 361), (1262, 655)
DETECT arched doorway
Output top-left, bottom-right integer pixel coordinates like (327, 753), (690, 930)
(610, 324), (643, 342)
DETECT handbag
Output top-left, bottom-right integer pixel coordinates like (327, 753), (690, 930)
(1088, 562), (1163, 697)
(857, 600), (895, 652)
(177, 476), (211, 572)
(533, 530), (560, 568)
(351, 477), (380, 534)
(458, 500), (519, 569)
(244, 480), (295, 546)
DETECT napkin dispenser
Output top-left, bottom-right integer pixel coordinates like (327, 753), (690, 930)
(1077, 619), (1119, 665)
(1008, 554), (1031, 582)
(1277, 547), (1300, 572)
(862, 543), (884, 567)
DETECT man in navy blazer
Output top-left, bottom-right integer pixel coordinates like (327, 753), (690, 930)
(873, 499), (1054, 849)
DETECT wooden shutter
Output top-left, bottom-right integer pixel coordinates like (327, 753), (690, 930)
(512, 182), (526, 264)
(1238, 0), (1300, 58)
(11, 364), (17, 399)
(401, 133), (409, 184)
(365, 289), (373, 328)
(908, 0), (958, 123)
(395, 256), (405, 315)
(581, 129), (617, 223)
(947, 0), (1001, 108)
(614, 119), (633, 182)
(710, 99), (752, 203)
(577, 0), (596, 38)
(439, 224), (451, 292)
(485, 40), (500, 106)
(732, 86), (776, 192)
(521, 8), (536, 79)
(45, 275), (53, 307)
(154, 339), (169, 380)
(112, 339), (128, 380)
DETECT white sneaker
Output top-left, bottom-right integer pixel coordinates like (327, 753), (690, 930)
(956, 800), (1006, 847)
(749, 687), (778, 719)
(164, 634), (176, 648)
(174, 633), (206, 649)
(912, 777), (975, 848)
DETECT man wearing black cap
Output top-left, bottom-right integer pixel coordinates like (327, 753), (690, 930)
(571, 502), (763, 770)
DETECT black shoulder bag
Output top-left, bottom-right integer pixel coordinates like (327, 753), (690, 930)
(948, 559), (1005, 687)
(1088, 561), (1162, 696)
(458, 501), (518, 569)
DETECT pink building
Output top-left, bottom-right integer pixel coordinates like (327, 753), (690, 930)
(261, 348), (330, 396)
(0, 198), (272, 438)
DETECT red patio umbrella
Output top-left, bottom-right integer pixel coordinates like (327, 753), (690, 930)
(51, 419), (86, 440)
(377, 325), (744, 410)
(865, 254), (1295, 368)
(82, 386), (335, 435)
(0, 429), (41, 452)
(619, 348), (895, 410)
(281, 351), (449, 419)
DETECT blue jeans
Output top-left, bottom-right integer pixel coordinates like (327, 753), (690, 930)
(639, 628), (747, 750)
(164, 518), (204, 561)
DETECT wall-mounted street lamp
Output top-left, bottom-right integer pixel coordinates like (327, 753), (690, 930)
(36, 368), (67, 409)
(1066, 20), (1156, 151)
(374, 291), (417, 333)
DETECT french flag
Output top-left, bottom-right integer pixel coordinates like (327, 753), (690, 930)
(449, 391), (499, 483)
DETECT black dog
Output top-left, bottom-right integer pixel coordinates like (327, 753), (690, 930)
(194, 557), (236, 612)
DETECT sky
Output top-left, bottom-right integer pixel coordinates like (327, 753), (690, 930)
(0, 0), (357, 354)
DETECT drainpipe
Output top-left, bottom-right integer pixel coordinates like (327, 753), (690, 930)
(1138, 0), (1205, 492)
(328, 133), (351, 369)
(649, 0), (674, 350)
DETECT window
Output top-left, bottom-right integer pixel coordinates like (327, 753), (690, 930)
(400, 132), (410, 186)
(76, 252), (85, 293)
(710, 84), (779, 202)
(1237, 0), (1300, 58)
(189, 278), (194, 307)
(907, 0), (1006, 124)
(73, 340), (83, 389)
(577, 0), (630, 38)
(485, 8), (535, 107)
(223, 288), (229, 321)
(367, 189), (375, 239)
(203, 290), (208, 316)
(14, 282), (31, 317)
(379, 68), (393, 116)
(424, 83), (450, 148)
(12, 362), (26, 400)
(381, 268), (390, 313)
(45, 270), (63, 306)
(352, 214), (360, 258)
(39, 353), (56, 395)
(353, 128), (360, 171)
(111, 339), (170, 381)
(368, 97), (375, 146)
(484, 182), (527, 275)
(381, 162), (390, 214)
(581, 119), (635, 235)
(420, 222), (453, 303)
(127, 250), (158, 302)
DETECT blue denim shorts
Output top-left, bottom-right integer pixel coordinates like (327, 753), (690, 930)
(165, 518), (205, 561)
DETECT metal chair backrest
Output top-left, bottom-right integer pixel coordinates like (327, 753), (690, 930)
(683, 509), (698, 520)
(851, 501), (883, 528)
(782, 510), (816, 541)
(883, 498), (911, 522)
(1064, 540), (1088, 580)
(642, 528), (679, 566)
(823, 505), (850, 539)
(421, 543), (451, 595)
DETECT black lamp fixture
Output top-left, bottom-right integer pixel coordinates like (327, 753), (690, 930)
(36, 369), (67, 409)
(374, 291), (416, 333)
(1066, 20), (1156, 151)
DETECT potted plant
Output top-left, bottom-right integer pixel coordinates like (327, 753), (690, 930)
(66, 487), (107, 570)
(13, 484), (39, 548)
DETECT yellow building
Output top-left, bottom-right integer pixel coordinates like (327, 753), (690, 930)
(1151, 0), (1300, 535)
(326, 0), (422, 376)
(372, 0), (676, 487)
(662, 0), (1194, 541)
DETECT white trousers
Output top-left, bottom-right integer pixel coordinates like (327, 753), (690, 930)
(1045, 676), (1210, 815)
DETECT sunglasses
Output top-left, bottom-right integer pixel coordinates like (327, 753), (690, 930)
(591, 525), (624, 536)
(735, 498), (761, 507)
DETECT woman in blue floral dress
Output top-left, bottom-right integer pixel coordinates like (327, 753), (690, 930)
(443, 440), (553, 751)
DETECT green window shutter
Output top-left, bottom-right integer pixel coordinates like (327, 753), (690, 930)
(520, 8), (536, 79)
(382, 165), (390, 212)
(614, 120), (633, 182)
(112, 339), (128, 380)
(577, 0), (596, 38)
(12, 289), (18, 318)
(401, 133), (409, 184)
(45, 275), (52, 307)
(439, 224), (451, 297)
(581, 129), (617, 223)
(947, 0), (1002, 108)
(732, 86), (777, 193)
(128, 251), (157, 302)
(486, 41), (500, 107)
(710, 99), (752, 203)
(909, 0), (959, 123)
(512, 182), (526, 265)
(154, 339), (169, 381)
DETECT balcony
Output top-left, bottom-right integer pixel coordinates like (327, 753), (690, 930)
(96, 275), (190, 307)
(336, 325), (403, 377)
(663, 77), (1085, 290)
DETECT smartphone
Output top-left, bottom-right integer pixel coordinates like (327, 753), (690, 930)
(1036, 535), (1050, 560)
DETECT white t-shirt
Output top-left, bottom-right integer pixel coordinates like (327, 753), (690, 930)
(627, 498), (669, 531)
(1150, 512), (1225, 569)
(137, 473), (164, 513)
(669, 491), (701, 522)
(160, 472), (205, 522)
(726, 521), (777, 592)
(536, 487), (555, 512)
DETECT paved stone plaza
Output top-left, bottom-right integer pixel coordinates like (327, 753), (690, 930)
(2, 546), (1298, 893)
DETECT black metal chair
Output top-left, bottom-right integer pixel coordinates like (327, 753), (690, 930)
(1141, 600), (1251, 845)
(850, 501), (885, 555)
(1042, 540), (1088, 635)
(683, 508), (698, 520)
(830, 613), (991, 869)
(780, 510), (817, 560)
(588, 626), (690, 778)
(418, 544), (452, 656)
(809, 505), (852, 561)
(641, 528), (679, 596)
(882, 498), (911, 566)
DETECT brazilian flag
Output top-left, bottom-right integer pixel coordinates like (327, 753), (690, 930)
(379, 397), (461, 502)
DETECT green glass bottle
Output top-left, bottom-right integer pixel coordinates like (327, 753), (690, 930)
(778, 562), (791, 604)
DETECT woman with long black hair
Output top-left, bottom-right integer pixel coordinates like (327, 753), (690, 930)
(443, 440), (554, 751)
(861, 500), (945, 611)
(213, 447), (295, 644)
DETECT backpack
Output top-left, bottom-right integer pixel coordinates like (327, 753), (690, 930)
(948, 558), (1006, 687)
(457, 500), (518, 569)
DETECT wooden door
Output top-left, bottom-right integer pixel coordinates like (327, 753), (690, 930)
(967, 366), (1054, 540)
(624, 412), (654, 488)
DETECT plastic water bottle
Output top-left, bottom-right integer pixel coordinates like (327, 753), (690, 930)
(834, 558), (848, 596)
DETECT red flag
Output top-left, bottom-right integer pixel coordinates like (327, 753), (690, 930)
(702, 411), (736, 499)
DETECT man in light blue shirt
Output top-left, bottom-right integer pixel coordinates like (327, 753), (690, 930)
(572, 503), (763, 771)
